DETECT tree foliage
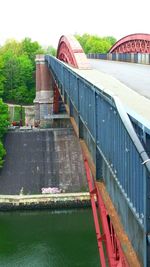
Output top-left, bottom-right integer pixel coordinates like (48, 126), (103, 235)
(75, 34), (116, 54)
(0, 38), (44, 104)
(0, 99), (9, 138)
(0, 141), (6, 168)
(0, 38), (57, 167)
(0, 99), (9, 168)
(45, 45), (56, 56)
(0, 38), (45, 167)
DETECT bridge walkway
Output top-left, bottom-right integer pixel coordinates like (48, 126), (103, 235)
(74, 65), (150, 126)
(88, 59), (150, 100)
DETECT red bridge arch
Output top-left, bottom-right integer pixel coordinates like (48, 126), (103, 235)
(57, 35), (90, 69)
(109, 33), (150, 53)
(54, 35), (90, 113)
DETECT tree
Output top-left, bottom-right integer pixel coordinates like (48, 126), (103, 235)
(75, 34), (117, 54)
(0, 141), (6, 168)
(2, 52), (19, 101)
(0, 99), (9, 168)
(0, 39), (22, 56)
(0, 38), (44, 104)
(21, 37), (44, 65)
(75, 33), (90, 52)
(0, 55), (5, 97)
(0, 99), (9, 139)
(45, 45), (56, 56)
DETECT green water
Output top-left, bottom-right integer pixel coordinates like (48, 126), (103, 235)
(0, 209), (100, 267)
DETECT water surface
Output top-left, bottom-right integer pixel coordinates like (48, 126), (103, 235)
(0, 209), (99, 267)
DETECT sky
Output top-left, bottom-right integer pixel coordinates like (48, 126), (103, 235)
(0, 0), (149, 48)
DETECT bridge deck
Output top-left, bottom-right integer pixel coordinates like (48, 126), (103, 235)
(73, 67), (150, 127)
(89, 59), (150, 100)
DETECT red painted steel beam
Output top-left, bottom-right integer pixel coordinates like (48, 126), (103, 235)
(109, 33), (150, 53)
(57, 35), (91, 69)
(84, 159), (129, 267)
(84, 159), (106, 267)
(55, 35), (91, 115)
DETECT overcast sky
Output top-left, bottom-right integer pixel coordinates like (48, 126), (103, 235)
(0, 0), (149, 48)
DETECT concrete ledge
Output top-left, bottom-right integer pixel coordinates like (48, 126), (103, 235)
(0, 192), (90, 211)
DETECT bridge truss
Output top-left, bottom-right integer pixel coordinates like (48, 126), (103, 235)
(109, 33), (150, 53)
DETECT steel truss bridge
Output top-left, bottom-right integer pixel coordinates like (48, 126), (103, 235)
(35, 34), (150, 266)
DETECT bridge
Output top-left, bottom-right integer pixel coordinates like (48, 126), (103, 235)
(34, 34), (150, 267)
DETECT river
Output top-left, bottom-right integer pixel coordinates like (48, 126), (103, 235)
(0, 208), (100, 267)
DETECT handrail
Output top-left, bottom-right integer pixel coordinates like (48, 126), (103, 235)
(46, 55), (150, 175)
(45, 55), (150, 265)
(114, 96), (150, 172)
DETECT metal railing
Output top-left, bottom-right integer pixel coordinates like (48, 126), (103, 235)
(87, 53), (150, 64)
(45, 55), (150, 265)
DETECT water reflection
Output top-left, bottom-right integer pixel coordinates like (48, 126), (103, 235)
(0, 209), (99, 267)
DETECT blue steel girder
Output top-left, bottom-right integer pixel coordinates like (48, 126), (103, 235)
(45, 55), (150, 266)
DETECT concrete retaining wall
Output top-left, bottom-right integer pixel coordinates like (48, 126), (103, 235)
(0, 128), (87, 195)
(0, 192), (90, 211)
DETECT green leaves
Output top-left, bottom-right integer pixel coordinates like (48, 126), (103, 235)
(0, 37), (43, 168)
(21, 37), (44, 65)
(45, 45), (56, 56)
(0, 99), (9, 168)
(0, 99), (9, 139)
(75, 34), (117, 54)
(0, 141), (6, 168)
(0, 38), (43, 105)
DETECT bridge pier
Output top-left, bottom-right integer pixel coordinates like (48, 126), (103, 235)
(34, 55), (53, 126)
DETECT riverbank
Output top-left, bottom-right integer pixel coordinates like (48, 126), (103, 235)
(0, 192), (90, 211)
